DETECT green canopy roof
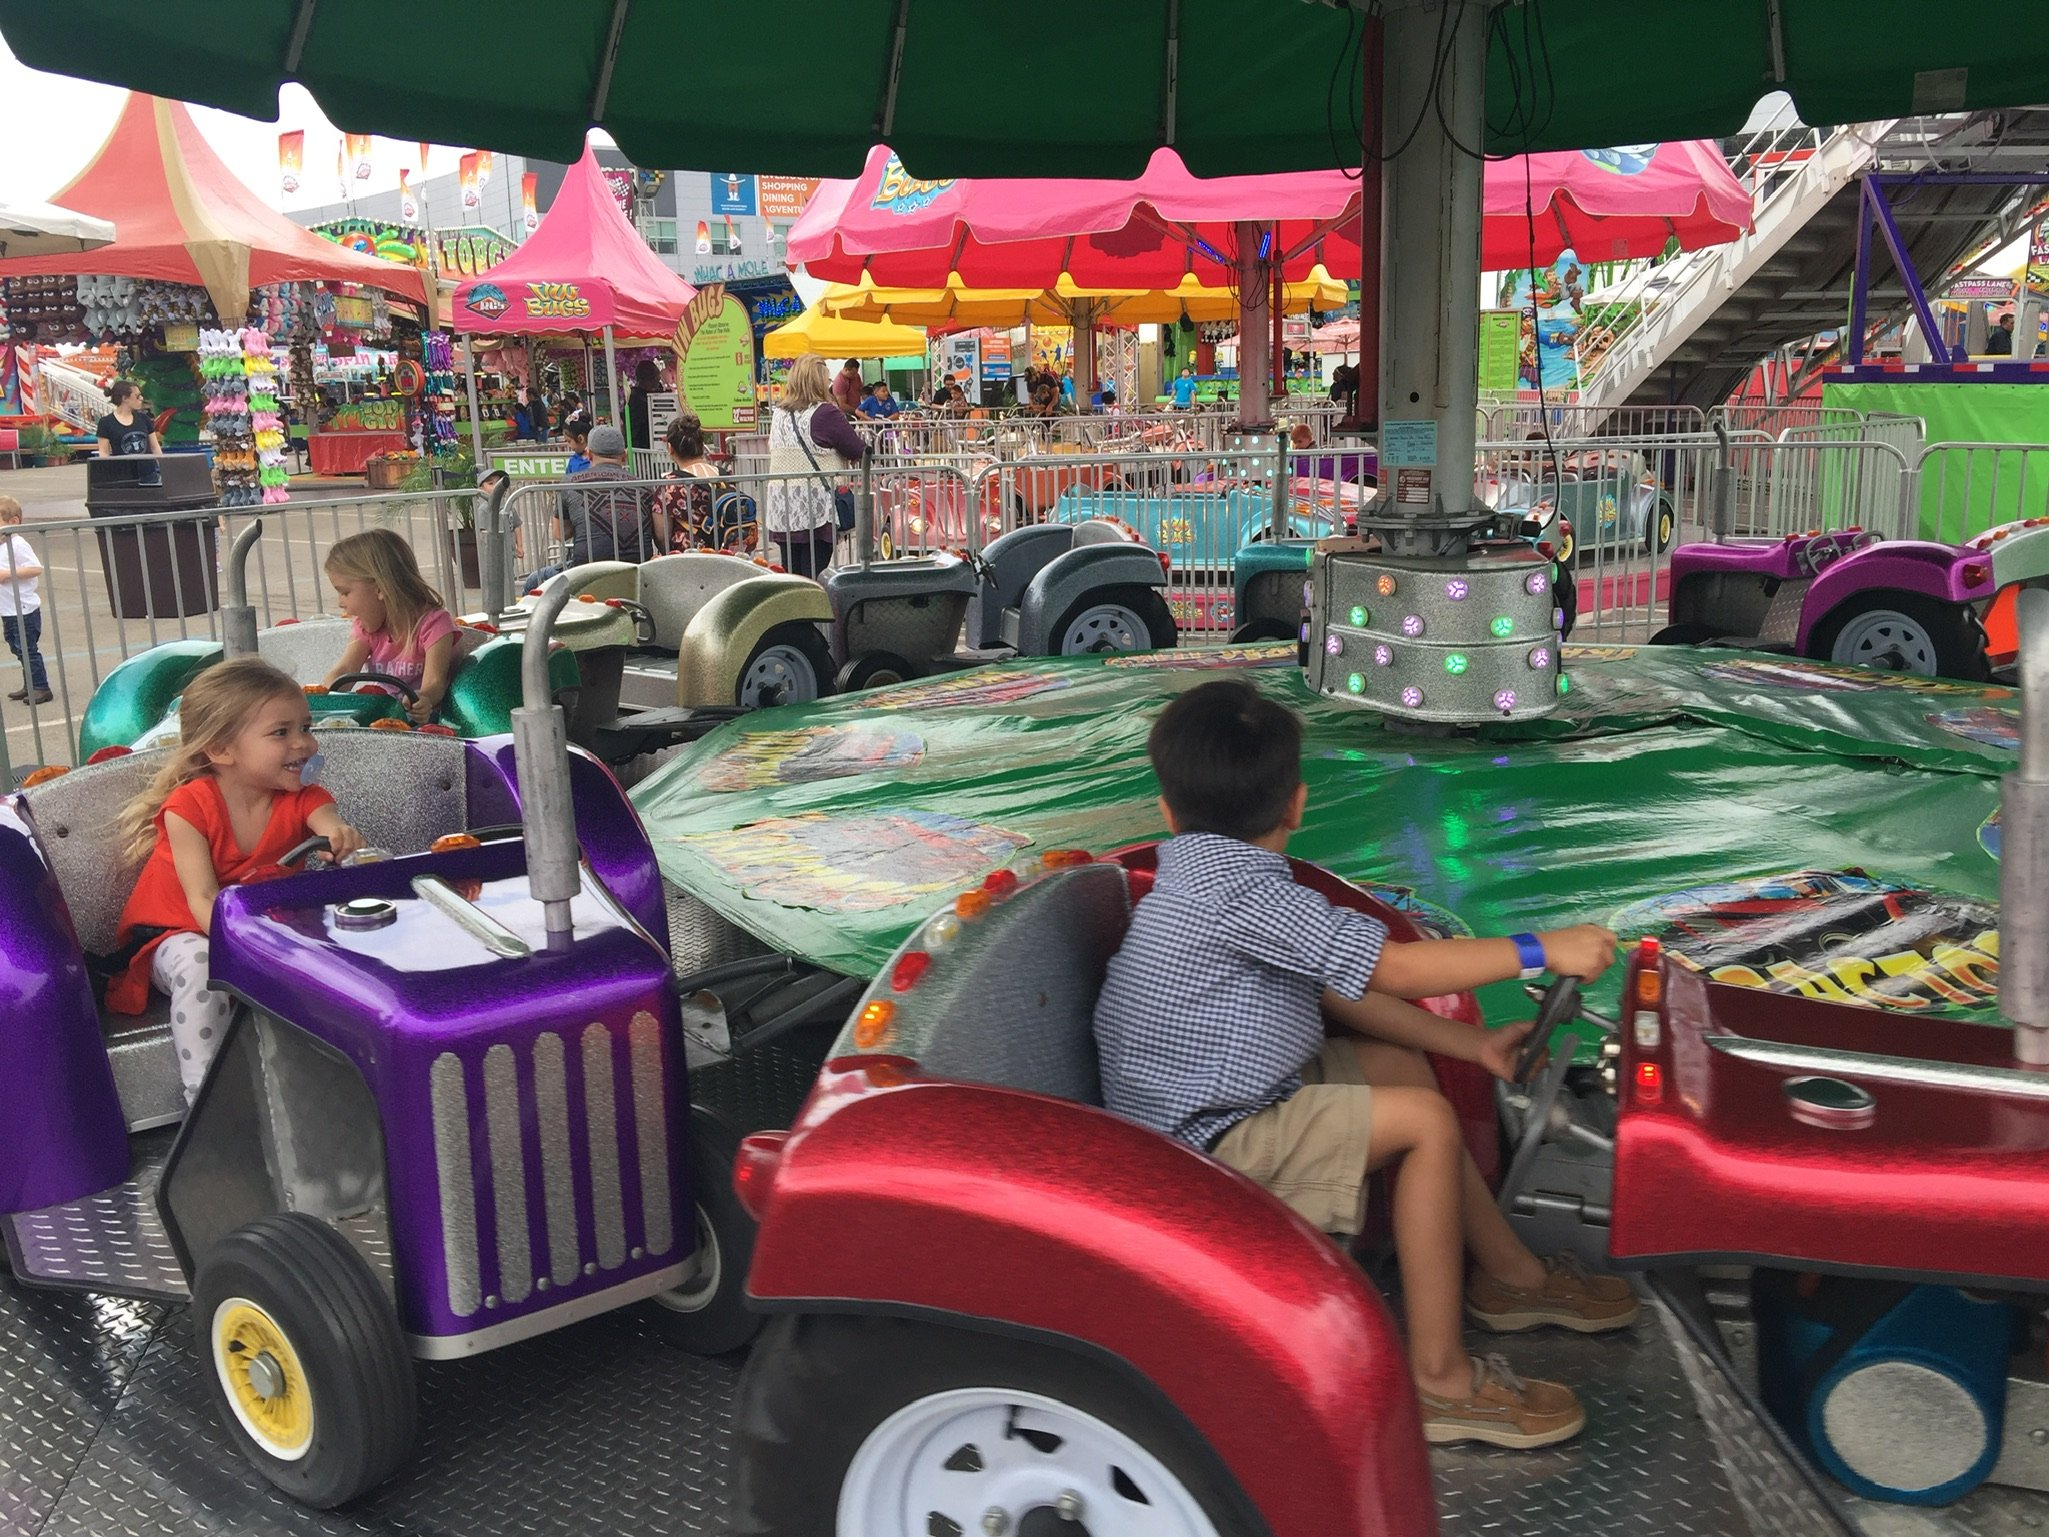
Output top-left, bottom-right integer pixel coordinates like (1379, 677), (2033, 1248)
(4, 1), (2048, 177)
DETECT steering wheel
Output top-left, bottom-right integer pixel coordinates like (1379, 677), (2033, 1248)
(328, 672), (420, 704)
(1513, 974), (1582, 1085)
(278, 834), (332, 868)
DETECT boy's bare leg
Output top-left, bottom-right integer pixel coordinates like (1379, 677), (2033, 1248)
(1349, 1038), (1547, 1292)
(1367, 1085), (1476, 1399)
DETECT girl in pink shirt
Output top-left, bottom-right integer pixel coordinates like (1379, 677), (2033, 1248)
(319, 529), (458, 722)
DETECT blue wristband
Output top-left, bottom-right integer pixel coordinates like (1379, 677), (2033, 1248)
(1511, 932), (1547, 980)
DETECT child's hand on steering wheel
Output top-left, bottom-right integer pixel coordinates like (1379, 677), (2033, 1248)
(1476, 1018), (1539, 1083)
(325, 821), (366, 861)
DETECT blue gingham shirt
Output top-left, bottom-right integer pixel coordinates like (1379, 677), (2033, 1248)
(1094, 833), (1387, 1149)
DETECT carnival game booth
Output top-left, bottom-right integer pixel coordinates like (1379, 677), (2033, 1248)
(450, 143), (694, 468)
(0, 93), (427, 499)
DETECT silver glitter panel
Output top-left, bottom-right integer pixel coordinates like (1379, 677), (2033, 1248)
(103, 1006), (184, 1131)
(630, 1011), (674, 1258)
(253, 618), (351, 680)
(429, 1050), (481, 1318)
(4, 1133), (186, 1300)
(1760, 577), (1815, 646)
(664, 880), (773, 980)
(482, 1043), (533, 1306)
(531, 1031), (581, 1288)
(582, 1021), (626, 1271)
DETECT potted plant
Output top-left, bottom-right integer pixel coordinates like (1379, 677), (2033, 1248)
(17, 422), (62, 466)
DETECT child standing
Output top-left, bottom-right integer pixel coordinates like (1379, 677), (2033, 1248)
(1094, 678), (1630, 1449)
(108, 659), (364, 1100)
(319, 529), (458, 723)
(0, 496), (50, 705)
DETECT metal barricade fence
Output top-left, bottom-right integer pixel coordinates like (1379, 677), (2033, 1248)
(1726, 432), (1915, 541)
(1709, 403), (1867, 441)
(1485, 402), (1709, 441)
(1914, 441), (2049, 545)
(0, 489), (484, 778)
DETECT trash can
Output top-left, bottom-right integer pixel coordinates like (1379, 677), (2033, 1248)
(86, 455), (221, 619)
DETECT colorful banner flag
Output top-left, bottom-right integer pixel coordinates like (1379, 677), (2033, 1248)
(345, 132), (373, 182)
(278, 130), (303, 195)
(459, 152), (481, 211)
(694, 220), (711, 255)
(418, 141), (431, 175)
(335, 140), (347, 197)
(398, 169), (419, 224)
(475, 150), (494, 189)
(521, 172), (539, 235)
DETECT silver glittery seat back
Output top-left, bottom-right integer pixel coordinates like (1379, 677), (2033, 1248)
(832, 863), (1132, 1106)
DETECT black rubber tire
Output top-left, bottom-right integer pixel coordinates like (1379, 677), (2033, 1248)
(834, 650), (918, 693)
(730, 1314), (1260, 1537)
(1644, 496), (1677, 555)
(736, 623), (835, 709)
(1650, 622), (1720, 647)
(638, 1109), (761, 1356)
(191, 1213), (416, 1509)
(1229, 618), (1295, 644)
(1050, 584), (1179, 654)
(1809, 591), (1990, 682)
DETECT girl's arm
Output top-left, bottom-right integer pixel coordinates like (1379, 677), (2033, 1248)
(320, 634), (371, 688)
(96, 436), (115, 458)
(407, 629), (459, 721)
(164, 812), (221, 937)
(305, 800), (365, 860)
(148, 429), (165, 454)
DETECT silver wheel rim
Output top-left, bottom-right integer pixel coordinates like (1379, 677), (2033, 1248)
(650, 1206), (721, 1315)
(1831, 609), (1940, 675)
(838, 1386), (1220, 1537)
(1060, 603), (1149, 654)
(741, 644), (822, 707)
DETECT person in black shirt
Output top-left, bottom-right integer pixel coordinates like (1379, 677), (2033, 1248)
(1986, 314), (2016, 356)
(628, 358), (662, 451)
(97, 380), (162, 457)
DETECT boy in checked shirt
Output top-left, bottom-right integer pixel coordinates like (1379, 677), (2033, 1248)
(1093, 679), (1635, 1448)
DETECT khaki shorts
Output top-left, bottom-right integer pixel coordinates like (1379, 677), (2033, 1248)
(1210, 1037), (1374, 1238)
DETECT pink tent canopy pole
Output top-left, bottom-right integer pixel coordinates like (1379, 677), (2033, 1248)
(789, 141), (1750, 289)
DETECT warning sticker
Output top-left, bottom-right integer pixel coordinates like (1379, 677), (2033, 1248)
(1395, 467), (1433, 505)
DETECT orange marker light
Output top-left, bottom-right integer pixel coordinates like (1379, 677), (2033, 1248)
(370, 718), (413, 732)
(955, 890), (992, 920)
(304, 684), (329, 695)
(577, 591), (598, 603)
(1635, 1061), (1664, 1105)
(430, 833), (482, 854)
(853, 999), (897, 1049)
(20, 765), (68, 787)
(1041, 849), (1093, 868)
(1634, 966), (1663, 1008)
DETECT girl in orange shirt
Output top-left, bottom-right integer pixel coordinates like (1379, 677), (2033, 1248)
(110, 658), (364, 1101)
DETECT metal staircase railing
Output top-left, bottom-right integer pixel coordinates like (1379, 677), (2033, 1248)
(1571, 108), (1896, 420)
(37, 359), (112, 434)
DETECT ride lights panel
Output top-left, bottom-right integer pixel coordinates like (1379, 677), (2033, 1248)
(1307, 546), (1563, 724)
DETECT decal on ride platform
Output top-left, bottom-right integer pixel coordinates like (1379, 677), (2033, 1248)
(1561, 645), (1638, 662)
(1612, 869), (2001, 1014)
(1697, 657), (2015, 697)
(681, 809), (1028, 913)
(849, 668), (1074, 711)
(1926, 706), (2020, 750)
(698, 727), (925, 792)
(1101, 644), (1296, 670)
(1982, 807), (2002, 861)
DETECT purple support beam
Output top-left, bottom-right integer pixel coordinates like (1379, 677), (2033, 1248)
(1864, 175), (1961, 364)
(1851, 179), (1874, 367)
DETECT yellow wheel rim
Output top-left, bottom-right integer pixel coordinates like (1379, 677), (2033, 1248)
(213, 1299), (314, 1458)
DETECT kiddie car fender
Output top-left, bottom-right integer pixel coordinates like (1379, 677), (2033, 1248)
(76, 637), (220, 759)
(675, 573), (831, 709)
(1015, 545), (1173, 655)
(442, 634), (579, 736)
(746, 1063), (1435, 1537)
(1794, 541), (2000, 654)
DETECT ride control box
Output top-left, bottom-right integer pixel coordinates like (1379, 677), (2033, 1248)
(1306, 541), (1565, 724)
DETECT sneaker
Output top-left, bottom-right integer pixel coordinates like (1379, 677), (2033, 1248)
(1468, 1252), (1641, 1334)
(1419, 1354), (1585, 1448)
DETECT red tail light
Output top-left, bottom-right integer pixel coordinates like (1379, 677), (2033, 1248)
(1962, 561), (1992, 589)
(732, 1131), (789, 1221)
(1635, 1061), (1665, 1105)
(1158, 548), (1173, 577)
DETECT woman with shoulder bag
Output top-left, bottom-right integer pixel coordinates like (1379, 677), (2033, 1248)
(765, 354), (866, 579)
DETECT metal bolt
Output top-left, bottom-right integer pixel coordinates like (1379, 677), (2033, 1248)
(485, 1294), (499, 1309)
(2032, 1427), (2048, 1446)
(631, 1246), (644, 1260)
(981, 1510), (1009, 1535)
(536, 1277), (551, 1292)
(584, 1262), (597, 1276)
(1057, 1490), (1085, 1521)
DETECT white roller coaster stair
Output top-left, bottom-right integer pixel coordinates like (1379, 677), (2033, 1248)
(37, 358), (113, 435)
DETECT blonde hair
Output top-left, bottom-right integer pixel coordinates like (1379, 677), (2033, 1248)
(119, 658), (305, 861)
(0, 494), (21, 524)
(780, 355), (832, 414)
(324, 529), (446, 660)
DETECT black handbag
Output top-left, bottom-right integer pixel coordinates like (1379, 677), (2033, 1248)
(793, 410), (858, 531)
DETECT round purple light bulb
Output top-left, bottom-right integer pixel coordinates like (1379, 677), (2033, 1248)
(1494, 688), (1518, 712)
(1325, 633), (1343, 656)
(1400, 614), (1424, 638)
(1399, 685), (1424, 708)
(1445, 578), (1470, 601)
(1373, 643), (1393, 667)
(1526, 570), (1549, 595)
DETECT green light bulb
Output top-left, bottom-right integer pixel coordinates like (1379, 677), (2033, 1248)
(1303, 545), (1317, 568)
(1445, 654), (1469, 675)
(1490, 615), (1514, 638)
(1558, 673), (1572, 695)
(1348, 604), (1368, 627)
(1346, 672), (1365, 695)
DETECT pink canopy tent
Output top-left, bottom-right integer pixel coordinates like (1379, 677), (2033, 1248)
(450, 143), (694, 453)
(790, 141), (1750, 420)
(0, 93), (427, 324)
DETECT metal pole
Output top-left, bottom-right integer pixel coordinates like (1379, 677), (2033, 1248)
(1353, 13), (1384, 429)
(514, 575), (584, 944)
(2004, 587), (2049, 1065)
(220, 519), (265, 657)
(1235, 220), (1272, 429)
(1378, 0), (1485, 544)
(602, 325), (621, 438)
(462, 336), (486, 466)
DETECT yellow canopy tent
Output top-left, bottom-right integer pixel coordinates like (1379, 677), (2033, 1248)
(764, 300), (927, 360)
(820, 266), (1350, 329)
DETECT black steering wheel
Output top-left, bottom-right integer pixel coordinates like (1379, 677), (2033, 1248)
(1513, 974), (1582, 1085)
(328, 672), (419, 704)
(277, 834), (332, 868)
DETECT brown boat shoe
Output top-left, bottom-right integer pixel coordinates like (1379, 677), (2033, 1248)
(1419, 1354), (1586, 1448)
(1467, 1251), (1641, 1334)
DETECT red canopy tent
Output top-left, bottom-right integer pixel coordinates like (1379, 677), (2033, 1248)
(0, 93), (427, 323)
(449, 145), (695, 454)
